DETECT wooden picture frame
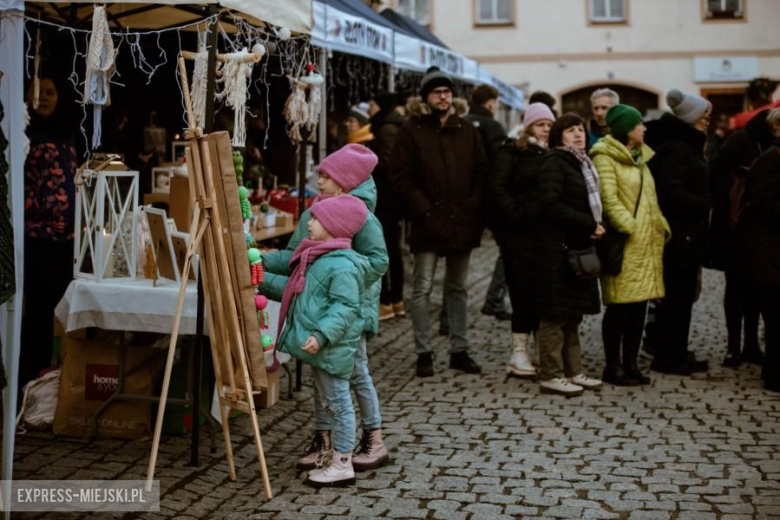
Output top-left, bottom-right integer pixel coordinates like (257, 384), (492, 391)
(171, 141), (188, 163)
(143, 207), (180, 283)
(151, 166), (173, 194)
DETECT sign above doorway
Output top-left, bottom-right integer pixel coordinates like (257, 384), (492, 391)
(694, 57), (759, 83)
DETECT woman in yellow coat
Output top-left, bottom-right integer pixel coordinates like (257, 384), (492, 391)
(590, 104), (671, 386)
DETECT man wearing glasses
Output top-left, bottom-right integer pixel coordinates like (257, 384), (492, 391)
(390, 67), (488, 378)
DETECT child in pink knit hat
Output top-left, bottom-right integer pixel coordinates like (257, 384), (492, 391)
(261, 144), (391, 475)
(263, 194), (370, 487)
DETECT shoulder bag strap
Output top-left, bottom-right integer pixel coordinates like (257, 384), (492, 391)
(633, 168), (645, 218)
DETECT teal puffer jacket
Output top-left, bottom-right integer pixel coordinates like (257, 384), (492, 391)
(262, 177), (389, 337)
(262, 249), (369, 380)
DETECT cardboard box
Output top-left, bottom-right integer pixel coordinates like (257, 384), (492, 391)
(143, 193), (169, 206)
(168, 176), (191, 232)
(54, 335), (161, 440)
(252, 368), (281, 409)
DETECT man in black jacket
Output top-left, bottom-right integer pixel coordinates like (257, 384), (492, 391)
(645, 89), (712, 376)
(464, 84), (511, 322)
(390, 68), (488, 377)
(709, 109), (774, 368)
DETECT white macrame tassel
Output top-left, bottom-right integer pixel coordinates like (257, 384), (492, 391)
(306, 84), (322, 142)
(215, 49), (254, 147)
(190, 51), (209, 130)
(284, 79), (308, 143)
(83, 6), (114, 149)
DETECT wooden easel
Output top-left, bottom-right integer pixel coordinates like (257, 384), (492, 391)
(146, 54), (272, 500)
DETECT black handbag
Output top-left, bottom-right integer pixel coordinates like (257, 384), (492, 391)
(565, 244), (602, 279)
(597, 170), (644, 275)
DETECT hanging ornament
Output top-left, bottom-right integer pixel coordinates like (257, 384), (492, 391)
(251, 43), (266, 59)
(276, 27), (291, 41)
(265, 42), (277, 55)
(215, 48), (259, 147)
(283, 77), (309, 143)
(238, 186), (251, 220)
(83, 6), (115, 149)
(248, 247), (264, 285)
(189, 35), (209, 130)
(301, 63), (323, 142)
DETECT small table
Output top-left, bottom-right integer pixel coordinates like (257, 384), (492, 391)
(254, 221), (297, 243)
(55, 277), (214, 459)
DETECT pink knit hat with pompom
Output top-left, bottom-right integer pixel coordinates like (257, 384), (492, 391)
(310, 194), (368, 239)
(318, 144), (378, 192)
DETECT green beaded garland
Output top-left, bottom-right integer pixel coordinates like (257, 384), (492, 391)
(247, 248), (261, 264)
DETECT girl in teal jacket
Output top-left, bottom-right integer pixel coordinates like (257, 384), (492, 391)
(266, 195), (370, 486)
(261, 144), (390, 472)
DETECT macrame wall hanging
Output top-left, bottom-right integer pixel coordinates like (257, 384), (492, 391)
(189, 32), (209, 131)
(215, 48), (259, 148)
(32, 26), (41, 110)
(83, 6), (115, 149)
(283, 62), (324, 143)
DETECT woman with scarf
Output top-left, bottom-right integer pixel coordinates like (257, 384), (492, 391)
(533, 113), (604, 397)
(261, 144), (389, 472)
(590, 105), (670, 386)
(20, 77), (78, 390)
(261, 195), (371, 486)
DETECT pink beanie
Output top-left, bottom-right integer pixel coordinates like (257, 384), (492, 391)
(310, 194), (368, 239)
(523, 102), (556, 128)
(318, 144), (378, 192)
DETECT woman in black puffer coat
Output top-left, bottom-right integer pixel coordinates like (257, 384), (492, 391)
(532, 113), (604, 397)
(491, 103), (555, 378)
(645, 89), (712, 376)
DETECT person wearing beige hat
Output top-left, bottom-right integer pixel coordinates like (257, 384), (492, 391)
(644, 89), (713, 376)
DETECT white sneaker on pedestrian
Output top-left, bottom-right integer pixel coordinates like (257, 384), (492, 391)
(507, 333), (536, 378)
(539, 377), (584, 397)
(306, 451), (355, 487)
(568, 374), (602, 390)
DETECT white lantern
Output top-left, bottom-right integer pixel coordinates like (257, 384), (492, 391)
(74, 158), (139, 281)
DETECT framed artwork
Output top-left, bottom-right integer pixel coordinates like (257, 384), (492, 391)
(151, 166), (173, 194)
(171, 141), (188, 163)
(143, 207), (180, 283)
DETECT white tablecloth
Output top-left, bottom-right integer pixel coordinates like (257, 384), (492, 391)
(55, 278), (283, 339)
(55, 278), (204, 335)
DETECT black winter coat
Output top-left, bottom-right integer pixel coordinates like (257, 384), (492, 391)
(532, 149), (601, 320)
(464, 105), (507, 167)
(740, 144), (780, 288)
(390, 110), (488, 254)
(645, 113), (711, 268)
(709, 109), (775, 272)
(369, 108), (406, 217)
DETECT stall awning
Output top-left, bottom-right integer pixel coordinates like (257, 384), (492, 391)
(26, 1), (312, 34)
(312, 0), (395, 64)
(379, 8), (446, 47)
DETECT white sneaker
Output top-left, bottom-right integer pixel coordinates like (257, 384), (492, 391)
(307, 449), (333, 478)
(568, 374), (603, 390)
(307, 451), (355, 487)
(507, 333), (537, 378)
(539, 377), (584, 397)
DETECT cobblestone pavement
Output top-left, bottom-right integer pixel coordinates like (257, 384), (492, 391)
(11, 237), (780, 520)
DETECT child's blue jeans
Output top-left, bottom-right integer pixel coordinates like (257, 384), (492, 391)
(310, 366), (355, 454)
(313, 334), (382, 436)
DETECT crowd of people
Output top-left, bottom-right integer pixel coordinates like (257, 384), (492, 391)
(21, 67), (779, 488)
(258, 67), (779, 486)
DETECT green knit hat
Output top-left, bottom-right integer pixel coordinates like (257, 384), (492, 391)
(606, 104), (643, 138)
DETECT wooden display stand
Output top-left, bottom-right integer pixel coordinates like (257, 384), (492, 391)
(146, 57), (272, 499)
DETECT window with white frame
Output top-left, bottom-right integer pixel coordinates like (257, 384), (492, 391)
(590, 0), (626, 23)
(704, 0), (744, 19)
(396, 0), (431, 26)
(476, 0), (513, 25)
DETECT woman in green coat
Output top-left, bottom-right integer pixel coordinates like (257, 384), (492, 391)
(590, 105), (671, 386)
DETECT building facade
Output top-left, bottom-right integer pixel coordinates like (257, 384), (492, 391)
(374, 0), (780, 121)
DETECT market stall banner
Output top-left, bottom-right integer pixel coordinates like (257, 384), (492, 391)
(480, 69), (524, 110)
(312, 1), (394, 64)
(394, 32), (478, 83)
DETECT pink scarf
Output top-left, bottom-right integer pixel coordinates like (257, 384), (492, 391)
(277, 237), (353, 342)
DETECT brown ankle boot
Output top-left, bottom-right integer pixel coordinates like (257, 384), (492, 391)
(352, 428), (390, 471)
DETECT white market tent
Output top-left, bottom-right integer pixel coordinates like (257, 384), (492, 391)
(310, 0), (525, 111)
(0, 2), (311, 516)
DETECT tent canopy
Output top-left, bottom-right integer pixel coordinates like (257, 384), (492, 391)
(379, 8), (446, 48)
(26, 0), (312, 33)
